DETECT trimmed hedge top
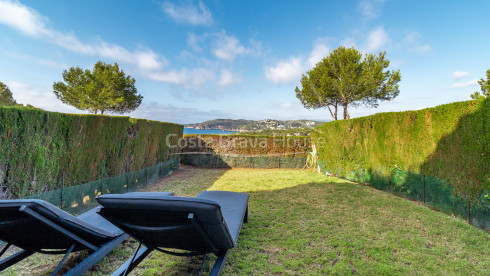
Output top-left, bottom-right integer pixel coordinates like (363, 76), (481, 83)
(0, 106), (183, 198)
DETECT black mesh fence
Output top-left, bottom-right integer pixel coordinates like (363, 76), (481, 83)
(24, 157), (179, 215)
(180, 153), (306, 169)
(317, 161), (489, 229)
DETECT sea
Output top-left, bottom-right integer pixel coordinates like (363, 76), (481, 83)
(183, 128), (236, 135)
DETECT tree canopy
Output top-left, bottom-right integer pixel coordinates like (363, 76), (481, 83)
(53, 61), (143, 114)
(470, 69), (490, 100)
(0, 81), (17, 106)
(295, 46), (401, 120)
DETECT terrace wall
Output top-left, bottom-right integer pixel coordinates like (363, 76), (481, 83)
(180, 134), (310, 168)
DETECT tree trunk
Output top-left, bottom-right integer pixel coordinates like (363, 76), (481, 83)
(327, 104), (338, 120)
(326, 106), (335, 121)
(343, 105), (350, 119)
(101, 110), (104, 115)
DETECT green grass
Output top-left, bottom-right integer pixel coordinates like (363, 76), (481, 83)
(5, 167), (489, 275)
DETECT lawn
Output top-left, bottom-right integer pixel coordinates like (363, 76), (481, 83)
(5, 166), (489, 275)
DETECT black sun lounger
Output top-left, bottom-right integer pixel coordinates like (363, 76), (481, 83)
(96, 191), (249, 276)
(0, 196), (156, 276)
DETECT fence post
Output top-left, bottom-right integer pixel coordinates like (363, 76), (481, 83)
(145, 165), (148, 186)
(388, 170), (391, 192)
(100, 163), (104, 195)
(126, 163), (129, 192)
(362, 168), (365, 184)
(422, 174), (425, 204)
(467, 202), (471, 224)
(60, 172), (65, 209)
(278, 158), (280, 169)
(158, 161), (162, 178)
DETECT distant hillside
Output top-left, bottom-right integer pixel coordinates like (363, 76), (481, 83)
(185, 119), (255, 131)
(185, 118), (326, 134)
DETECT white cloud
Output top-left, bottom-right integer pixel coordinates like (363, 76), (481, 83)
(279, 103), (293, 110)
(213, 35), (247, 61)
(188, 31), (261, 61)
(187, 33), (204, 51)
(307, 38), (330, 67)
(0, 0), (47, 37)
(187, 68), (215, 89)
(212, 32), (260, 61)
(340, 37), (357, 48)
(264, 57), (305, 85)
(148, 70), (189, 85)
(217, 69), (240, 86)
(408, 44), (431, 54)
(265, 38), (331, 85)
(148, 67), (216, 90)
(265, 57), (305, 84)
(161, 0), (213, 26)
(129, 102), (229, 124)
(404, 31), (431, 54)
(6, 51), (69, 69)
(7, 81), (82, 113)
(404, 32), (421, 44)
(0, 1), (166, 71)
(365, 26), (390, 52)
(451, 71), (469, 80)
(358, 0), (387, 20)
(0, 0), (222, 89)
(341, 26), (391, 53)
(37, 58), (69, 70)
(450, 79), (478, 88)
(8, 80), (229, 123)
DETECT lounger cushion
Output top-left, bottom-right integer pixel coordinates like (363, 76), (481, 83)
(0, 200), (122, 251)
(196, 191), (249, 245)
(97, 193), (225, 224)
(77, 207), (124, 236)
(123, 192), (174, 197)
(96, 191), (249, 252)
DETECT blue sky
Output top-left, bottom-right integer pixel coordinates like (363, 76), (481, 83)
(0, 0), (489, 124)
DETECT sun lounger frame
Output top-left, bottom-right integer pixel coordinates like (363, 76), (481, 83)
(0, 205), (127, 276)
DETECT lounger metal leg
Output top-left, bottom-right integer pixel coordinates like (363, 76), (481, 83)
(51, 244), (75, 276)
(111, 244), (151, 276)
(0, 249), (34, 272)
(209, 249), (229, 276)
(123, 242), (142, 276)
(0, 242), (12, 258)
(65, 234), (128, 276)
(198, 248), (208, 276)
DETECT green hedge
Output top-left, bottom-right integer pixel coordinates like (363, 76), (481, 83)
(181, 134), (310, 156)
(312, 99), (489, 203)
(0, 106), (183, 198)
